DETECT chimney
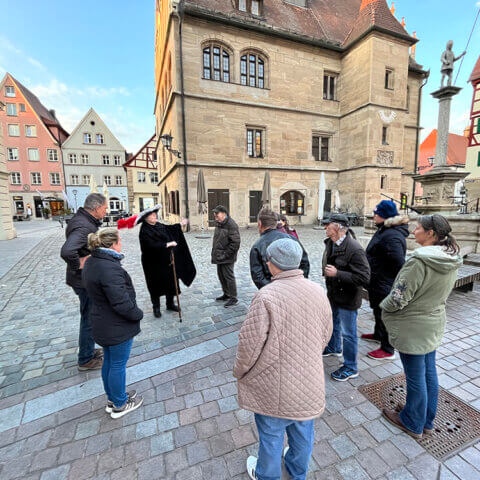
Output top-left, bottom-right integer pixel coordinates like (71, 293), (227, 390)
(49, 109), (57, 119)
(464, 125), (471, 138)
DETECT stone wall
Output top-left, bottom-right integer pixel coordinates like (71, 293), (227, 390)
(0, 118), (16, 240)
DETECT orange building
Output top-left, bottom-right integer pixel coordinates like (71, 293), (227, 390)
(416, 129), (467, 197)
(0, 73), (69, 218)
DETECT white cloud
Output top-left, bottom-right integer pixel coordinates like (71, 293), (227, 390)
(27, 57), (46, 71)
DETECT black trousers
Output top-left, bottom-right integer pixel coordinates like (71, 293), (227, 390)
(217, 263), (237, 300)
(373, 306), (394, 354)
(151, 294), (176, 308)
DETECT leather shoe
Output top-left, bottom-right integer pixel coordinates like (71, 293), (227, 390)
(216, 294), (229, 301)
(382, 409), (422, 439)
(224, 298), (238, 308)
(153, 306), (161, 318)
(78, 357), (103, 371)
(167, 303), (179, 312)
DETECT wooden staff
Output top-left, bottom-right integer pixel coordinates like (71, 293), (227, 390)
(170, 249), (182, 322)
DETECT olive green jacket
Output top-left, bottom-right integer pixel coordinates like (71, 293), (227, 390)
(380, 246), (462, 355)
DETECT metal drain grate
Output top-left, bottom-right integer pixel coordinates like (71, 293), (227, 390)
(359, 373), (480, 460)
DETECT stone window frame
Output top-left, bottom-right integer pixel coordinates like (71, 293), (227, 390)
(150, 172), (159, 184)
(323, 71), (339, 101)
(237, 0), (263, 16)
(83, 132), (92, 144)
(246, 125), (266, 158)
(380, 175), (388, 189)
(27, 148), (40, 162)
(81, 154), (89, 164)
(6, 102), (17, 116)
(82, 175), (90, 185)
(385, 68), (394, 90)
(96, 133), (104, 145)
(115, 175), (123, 186)
(280, 190), (306, 216)
(69, 153), (77, 164)
(10, 172), (21, 185)
(31, 172), (42, 185)
(70, 174), (80, 185)
(240, 48), (267, 89)
(138, 171), (146, 183)
(382, 126), (389, 145)
(7, 124), (20, 137)
(7, 147), (19, 161)
(202, 41), (233, 83)
(47, 149), (59, 162)
(103, 155), (110, 165)
(104, 175), (112, 186)
(25, 125), (37, 137)
(113, 155), (121, 166)
(311, 131), (333, 162)
(19, 103), (26, 112)
(49, 172), (61, 186)
(5, 86), (15, 97)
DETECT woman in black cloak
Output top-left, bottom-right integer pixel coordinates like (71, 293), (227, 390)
(129, 205), (195, 318)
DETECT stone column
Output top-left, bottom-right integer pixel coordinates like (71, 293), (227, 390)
(431, 86), (461, 167)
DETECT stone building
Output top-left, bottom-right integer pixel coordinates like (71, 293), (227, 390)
(155, 0), (427, 227)
(465, 55), (480, 203)
(123, 134), (159, 213)
(62, 108), (129, 212)
(0, 101), (16, 240)
(0, 73), (69, 218)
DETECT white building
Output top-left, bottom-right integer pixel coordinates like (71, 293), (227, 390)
(62, 108), (128, 212)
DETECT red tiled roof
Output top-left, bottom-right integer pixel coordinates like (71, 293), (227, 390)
(469, 55), (480, 83)
(184, 0), (415, 48)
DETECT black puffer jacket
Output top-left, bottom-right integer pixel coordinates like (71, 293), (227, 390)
(250, 228), (310, 289)
(366, 215), (409, 306)
(211, 216), (241, 264)
(82, 249), (143, 347)
(322, 232), (371, 310)
(60, 208), (102, 288)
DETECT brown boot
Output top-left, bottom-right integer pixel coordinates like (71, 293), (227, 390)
(395, 403), (433, 435)
(94, 348), (104, 358)
(382, 409), (423, 439)
(78, 356), (103, 371)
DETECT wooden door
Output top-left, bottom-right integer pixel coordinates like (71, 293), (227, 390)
(208, 189), (229, 226)
(249, 190), (262, 223)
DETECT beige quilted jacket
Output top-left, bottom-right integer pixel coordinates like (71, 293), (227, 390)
(233, 269), (333, 421)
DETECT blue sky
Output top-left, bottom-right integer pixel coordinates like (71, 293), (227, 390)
(1, 0), (479, 152)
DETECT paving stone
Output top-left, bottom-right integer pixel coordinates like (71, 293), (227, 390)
(202, 386), (222, 402)
(386, 466), (416, 480)
(175, 465), (204, 480)
(110, 463), (136, 480)
(328, 433), (359, 459)
(356, 448), (390, 478)
(174, 425), (198, 447)
(136, 419), (158, 439)
(186, 439), (211, 465)
(342, 407), (368, 427)
(1, 454), (33, 480)
(216, 412), (239, 432)
(0, 440), (26, 461)
(235, 408), (254, 426)
(58, 439), (86, 463)
(335, 457), (370, 480)
(346, 427), (378, 450)
(165, 448), (189, 475)
(157, 413), (179, 432)
(209, 431), (235, 456)
(201, 457), (230, 479)
(184, 391), (203, 408)
(179, 407), (202, 425)
(218, 395), (238, 413)
(165, 396), (186, 413)
(375, 441), (408, 469)
(30, 446), (60, 471)
(85, 432), (111, 456)
(137, 455), (166, 480)
(406, 453), (440, 479)
(224, 448), (248, 476)
(364, 419), (394, 442)
(220, 382), (237, 398)
(460, 446), (480, 471)
(445, 455), (480, 480)
(68, 455), (97, 480)
(150, 431), (174, 455)
(312, 440), (339, 468)
(110, 425), (136, 447)
(200, 401), (220, 419)
(389, 434), (425, 459)
(174, 382), (194, 396)
(195, 418), (219, 439)
(144, 402), (165, 420)
(40, 465), (70, 480)
(231, 424), (257, 448)
(97, 446), (125, 473)
(324, 413), (351, 433)
(75, 419), (101, 440)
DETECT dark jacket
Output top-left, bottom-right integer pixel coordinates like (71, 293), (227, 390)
(139, 222), (196, 299)
(250, 228), (310, 289)
(366, 215), (409, 307)
(322, 232), (370, 310)
(82, 249), (143, 347)
(60, 207), (102, 288)
(211, 216), (241, 264)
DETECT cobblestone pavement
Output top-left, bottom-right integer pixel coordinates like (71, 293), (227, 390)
(0, 226), (479, 479)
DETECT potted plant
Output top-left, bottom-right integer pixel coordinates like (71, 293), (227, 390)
(42, 207), (50, 219)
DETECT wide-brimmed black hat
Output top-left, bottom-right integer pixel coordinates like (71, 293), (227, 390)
(321, 213), (350, 227)
(134, 204), (162, 226)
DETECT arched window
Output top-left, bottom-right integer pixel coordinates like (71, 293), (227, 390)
(280, 191), (305, 216)
(203, 44), (230, 82)
(240, 52), (265, 88)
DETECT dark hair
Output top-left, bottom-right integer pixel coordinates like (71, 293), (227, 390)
(257, 208), (278, 228)
(418, 214), (460, 254)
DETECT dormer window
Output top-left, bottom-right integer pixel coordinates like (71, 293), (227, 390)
(238, 0), (262, 16)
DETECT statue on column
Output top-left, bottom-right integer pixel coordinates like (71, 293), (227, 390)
(440, 40), (465, 87)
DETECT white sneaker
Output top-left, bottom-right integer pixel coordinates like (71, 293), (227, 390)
(246, 456), (258, 480)
(105, 390), (137, 413)
(283, 446), (290, 458)
(110, 396), (143, 419)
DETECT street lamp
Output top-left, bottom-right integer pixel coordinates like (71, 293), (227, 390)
(72, 189), (78, 212)
(160, 134), (181, 158)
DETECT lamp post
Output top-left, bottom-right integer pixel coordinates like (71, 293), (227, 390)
(72, 189), (78, 212)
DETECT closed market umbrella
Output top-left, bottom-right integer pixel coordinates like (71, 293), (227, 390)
(196, 169), (210, 238)
(89, 175), (98, 193)
(261, 171), (271, 208)
(335, 190), (341, 211)
(103, 182), (110, 213)
(317, 172), (326, 222)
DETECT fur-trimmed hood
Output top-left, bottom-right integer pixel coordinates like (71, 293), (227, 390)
(383, 215), (409, 228)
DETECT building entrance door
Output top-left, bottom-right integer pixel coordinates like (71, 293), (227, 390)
(208, 189), (229, 227)
(50, 201), (64, 216)
(34, 197), (43, 218)
(249, 190), (262, 223)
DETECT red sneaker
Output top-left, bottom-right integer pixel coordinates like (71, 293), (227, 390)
(360, 333), (380, 343)
(367, 348), (395, 360)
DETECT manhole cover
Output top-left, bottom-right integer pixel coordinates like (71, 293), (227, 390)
(359, 373), (480, 460)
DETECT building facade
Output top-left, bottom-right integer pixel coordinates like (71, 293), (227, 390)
(0, 73), (69, 218)
(465, 55), (480, 202)
(62, 108), (128, 212)
(123, 134), (159, 214)
(154, 0), (426, 228)
(0, 101), (16, 239)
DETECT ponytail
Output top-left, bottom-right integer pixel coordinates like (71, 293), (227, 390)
(438, 232), (460, 255)
(87, 228), (119, 251)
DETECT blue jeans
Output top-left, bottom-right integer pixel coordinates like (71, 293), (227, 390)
(327, 306), (358, 371)
(102, 338), (133, 408)
(73, 287), (95, 365)
(399, 351), (438, 435)
(254, 413), (314, 480)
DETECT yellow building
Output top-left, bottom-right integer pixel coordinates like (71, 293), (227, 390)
(465, 55), (480, 204)
(155, 0), (427, 227)
(123, 134), (159, 213)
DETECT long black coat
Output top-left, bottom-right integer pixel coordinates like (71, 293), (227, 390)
(211, 216), (241, 264)
(60, 207), (102, 288)
(322, 232), (371, 310)
(82, 249), (143, 347)
(366, 215), (409, 307)
(139, 222), (196, 299)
